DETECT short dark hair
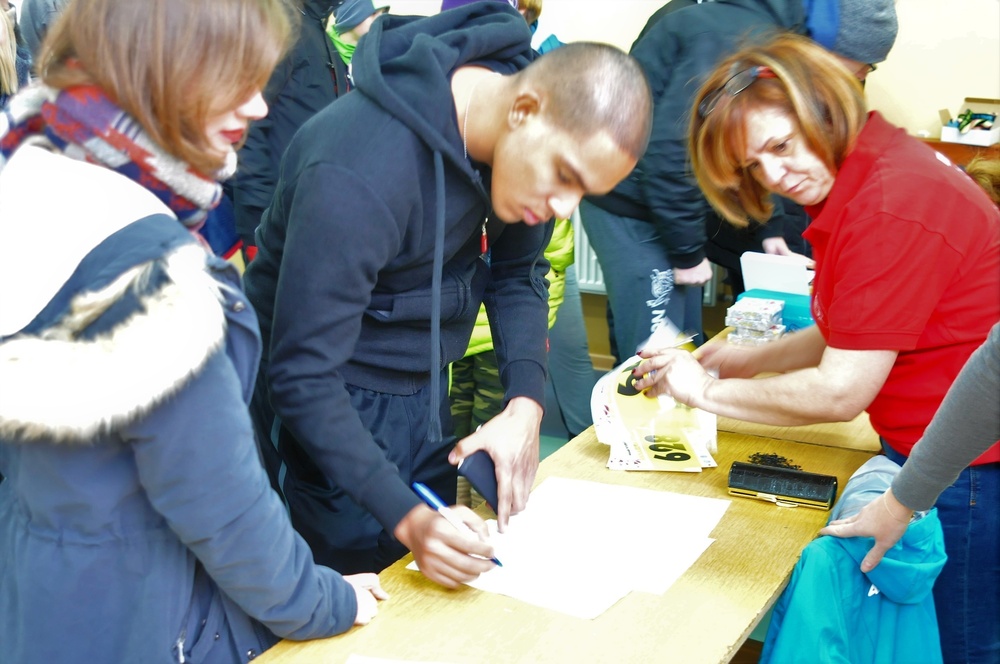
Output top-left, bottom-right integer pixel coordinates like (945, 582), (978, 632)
(521, 42), (653, 160)
(689, 33), (865, 226)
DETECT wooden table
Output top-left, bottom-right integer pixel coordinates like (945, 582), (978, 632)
(259, 427), (875, 664)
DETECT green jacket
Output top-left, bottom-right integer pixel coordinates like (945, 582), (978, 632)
(464, 216), (573, 357)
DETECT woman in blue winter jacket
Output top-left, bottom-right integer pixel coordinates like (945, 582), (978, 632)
(0, 0), (386, 662)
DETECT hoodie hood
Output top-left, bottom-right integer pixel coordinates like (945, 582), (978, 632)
(830, 511), (947, 604)
(351, 3), (533, 176)
(348, 3), (534, 444)
(303, 0), (335, 22)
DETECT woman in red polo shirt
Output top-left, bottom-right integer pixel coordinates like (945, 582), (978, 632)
(634, 33), (999, 663)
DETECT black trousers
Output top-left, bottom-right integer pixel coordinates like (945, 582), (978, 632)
(254, 375), (457, 575)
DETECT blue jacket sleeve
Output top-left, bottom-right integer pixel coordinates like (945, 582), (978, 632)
(127, 351), (358, 641)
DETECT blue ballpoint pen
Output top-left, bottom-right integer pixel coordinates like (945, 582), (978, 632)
(412, 482), (503, 567)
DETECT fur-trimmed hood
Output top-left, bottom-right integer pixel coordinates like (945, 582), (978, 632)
(0, 147), (236, 444)
(0, 241), (227, 443)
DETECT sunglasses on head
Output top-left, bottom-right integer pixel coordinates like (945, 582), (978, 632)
(698, 65), (778, 118)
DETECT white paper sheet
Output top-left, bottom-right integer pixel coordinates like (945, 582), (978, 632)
(408, 477), (729, 619)
(740, 251), (814, 295)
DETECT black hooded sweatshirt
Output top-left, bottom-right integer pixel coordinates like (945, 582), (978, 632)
(243, 3), (550, 531)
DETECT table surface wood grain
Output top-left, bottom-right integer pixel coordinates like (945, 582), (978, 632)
(259, 425), (876, 664)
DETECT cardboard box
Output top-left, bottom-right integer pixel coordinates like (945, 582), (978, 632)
(939, 97), (999, 147)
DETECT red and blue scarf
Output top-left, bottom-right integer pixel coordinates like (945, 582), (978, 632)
(0, 84), (232, 229)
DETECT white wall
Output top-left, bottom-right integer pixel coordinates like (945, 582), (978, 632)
(389, 0), (1000, 136)
(866, 0), (1000, 137)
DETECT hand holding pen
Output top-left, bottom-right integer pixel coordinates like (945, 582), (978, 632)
(392, 482), (500, 588)
(413, 482), (502, 567)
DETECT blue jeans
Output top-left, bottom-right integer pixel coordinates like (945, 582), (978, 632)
(547, 265), (597, 437)
(883, 443), (1000, 663)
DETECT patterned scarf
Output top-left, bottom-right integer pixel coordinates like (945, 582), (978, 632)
(0, 84), (234, 229)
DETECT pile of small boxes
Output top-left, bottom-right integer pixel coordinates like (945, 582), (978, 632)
(725, 297), (785, 346)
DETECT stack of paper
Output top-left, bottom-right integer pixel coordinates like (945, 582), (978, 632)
(467, 478), (729, 619)
(591, 321), (717, 472)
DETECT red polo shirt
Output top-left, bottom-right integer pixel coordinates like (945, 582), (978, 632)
(805, 112), (1000, 463)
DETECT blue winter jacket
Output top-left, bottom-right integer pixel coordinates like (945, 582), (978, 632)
(0, 147), (357, 663)
(761, 457), (946, 664)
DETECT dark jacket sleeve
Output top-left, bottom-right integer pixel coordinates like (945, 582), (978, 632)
(20, 0), (69, 59)
(232, 57), (295, 246)
(232, 25), (337, 247)
(627, 26), (724, 269)
(264, 162), (422, 532)
(127, 350), (358, 641)
(485, 219), (553, 407)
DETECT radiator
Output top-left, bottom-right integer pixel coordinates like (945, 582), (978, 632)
(570, 208), (719, 305)
(571, 207), (606, 295)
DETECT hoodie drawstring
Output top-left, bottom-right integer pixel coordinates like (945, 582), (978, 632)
(428, 151), (446, 445)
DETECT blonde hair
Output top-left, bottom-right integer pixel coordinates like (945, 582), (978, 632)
(519, 0), (542, 26)
(37, 0), (294, 176)
(689, 33), (866, 227)
(964, 155), (1000, 208)
(0, 9), (18, 97)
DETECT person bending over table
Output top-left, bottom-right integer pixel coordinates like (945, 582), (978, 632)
(633, 34), (999, 663)
(243, 2), (652, 588)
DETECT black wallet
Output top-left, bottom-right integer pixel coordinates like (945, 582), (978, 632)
(457, 450), (499, 513)
(727, 461), (838, 510)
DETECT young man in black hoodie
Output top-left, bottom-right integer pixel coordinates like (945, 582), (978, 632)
(243, 3), (652, 588)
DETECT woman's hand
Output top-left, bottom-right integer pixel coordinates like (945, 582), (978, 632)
(632, 349), (714, 407)
(343, 573), (390, 625)
(819, 489), (914, 572)
(761, 237), (815, 268)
